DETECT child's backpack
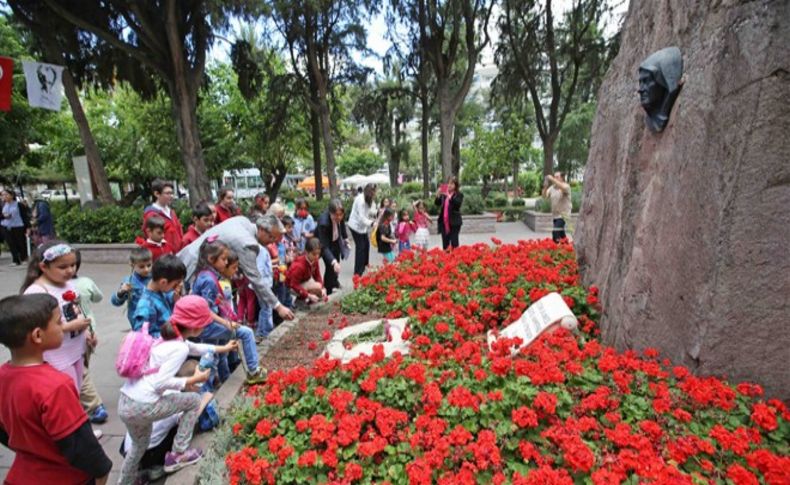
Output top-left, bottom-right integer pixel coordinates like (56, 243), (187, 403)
(116, 321), (161, 379)
(198, 399), (221, 431)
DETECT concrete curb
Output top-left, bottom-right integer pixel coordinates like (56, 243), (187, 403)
(164, 288), (351, 484)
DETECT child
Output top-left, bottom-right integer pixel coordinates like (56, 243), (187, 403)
(182, 201), (214, 248)
(119, 359), (215, 483)
(396, 209), (417, 253)
(137, 216), (176, 261)
(389, 200), (399, 235)
(112, 247), (154, 329)
(274, 216), (296, 311)
(286, 237), (327, 304)
(72, 250), (108, 424)
(132, 254), (186, 337)
(0, 294), (112, 484)
(281, 215), (297, 265)
(21, 241), (92, 392)
(292, 198), (316, 253)
(376, 209), (398, 263)
(191, 238), (267, 384)
(118, 295), (238, 484)
(412, 200), (432, 250)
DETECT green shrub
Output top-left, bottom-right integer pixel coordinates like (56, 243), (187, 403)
(56, 204), (143, 244)
(399, 181), (423, 194)
(486, 193), (508, 208)
(511, 198), (526, 207)
(461, 191), (484, 215)
(518, 171), (543, 197)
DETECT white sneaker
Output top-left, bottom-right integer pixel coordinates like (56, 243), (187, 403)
(93, 429), (103, 440)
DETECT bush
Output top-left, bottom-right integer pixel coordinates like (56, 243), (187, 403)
(486, 193), (508, 209)
(461, 191), (484, 215)
(399, 181), (423, 194)
(511, 198), (526, 207)
(56, 204), (144, 244)
(518, 171), (543, 197)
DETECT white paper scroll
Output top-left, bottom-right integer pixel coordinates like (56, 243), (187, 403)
(487, 292), (578, 354)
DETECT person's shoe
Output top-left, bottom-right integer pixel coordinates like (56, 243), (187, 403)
(89, 404), (108, 424)
(245, 367), (268, 385)
(163, 448), (203, 473)
(92, 428), (103, 440)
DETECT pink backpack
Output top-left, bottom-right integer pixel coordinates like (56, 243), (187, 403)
(116, 321), (161, 379)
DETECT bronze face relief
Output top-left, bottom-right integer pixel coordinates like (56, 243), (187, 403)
(638, 47), (683, 132)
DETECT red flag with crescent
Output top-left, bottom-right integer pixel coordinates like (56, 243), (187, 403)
(0, 56), (12, 112)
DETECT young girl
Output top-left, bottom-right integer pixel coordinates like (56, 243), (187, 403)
(396, 209), (417, 253)
(412, 200), (432, 250)
(376, 209), (398, 263)
(191, 238), (267, 384)
(118, 295), (237, 484)
(20, 241), (92, 392)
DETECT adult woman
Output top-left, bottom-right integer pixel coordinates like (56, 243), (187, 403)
(434, 176), (464, 250)
(1, 190), (28, 265)
(214, 188), (240, 224)
(32, 198), (55, 246)
(347, 184), (377, 276)
(316, 199), (349, 295)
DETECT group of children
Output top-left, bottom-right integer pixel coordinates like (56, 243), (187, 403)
(0, 189), (437, 484)
(374, 198), (432, 263)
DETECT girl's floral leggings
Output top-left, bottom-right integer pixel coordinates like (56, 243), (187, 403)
(117, 392), (202, 485)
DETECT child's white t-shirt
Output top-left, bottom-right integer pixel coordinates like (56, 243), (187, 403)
(120, 339), (215, 403)
(24, 281), (87, 370)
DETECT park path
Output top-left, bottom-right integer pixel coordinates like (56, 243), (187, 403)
(0, 221), (550, 483)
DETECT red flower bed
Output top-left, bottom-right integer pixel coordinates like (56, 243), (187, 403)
(227, 240), (790, 485)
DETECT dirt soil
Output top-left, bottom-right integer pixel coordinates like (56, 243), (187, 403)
(264, 305), (384, 372)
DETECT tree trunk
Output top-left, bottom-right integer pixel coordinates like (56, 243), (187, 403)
(316, 94), (339, 198)
(542, 135), (556, 177)
(451, 132), (461, 179)
(421, 92), (430, 198)
(389, 123), (402, 187)
(438, 104), (455, 183)
(56, 58), (115, 205)
(167, 80), (211, 203)
(263, 161), (287, 202)
(309, 106), (324, 200)
(512, 156), (520, 194)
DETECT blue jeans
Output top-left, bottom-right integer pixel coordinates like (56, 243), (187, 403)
(398, 240), (411, 252)
(257, 304), (273, 338)
(199, 323), (259, 373)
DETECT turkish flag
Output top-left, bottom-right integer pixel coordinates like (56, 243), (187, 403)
(0, 56), (12, 112)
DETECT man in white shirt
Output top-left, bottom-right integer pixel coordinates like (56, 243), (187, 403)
(542, 172), (572, 243)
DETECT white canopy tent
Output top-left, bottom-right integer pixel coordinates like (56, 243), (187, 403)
(340, 174), (368, 188)
(362, 173), (390, 186)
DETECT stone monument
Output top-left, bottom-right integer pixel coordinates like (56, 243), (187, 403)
(575, 0), (790, 400)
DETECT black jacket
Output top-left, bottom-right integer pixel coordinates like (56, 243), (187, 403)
(434, 192), (464, 232)
(316, 210), (349, 266)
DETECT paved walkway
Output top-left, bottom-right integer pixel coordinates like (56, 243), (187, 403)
(0, 222), (550, 483)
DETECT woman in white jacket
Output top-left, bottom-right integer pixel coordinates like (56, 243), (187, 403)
(347, 184), (377, 276)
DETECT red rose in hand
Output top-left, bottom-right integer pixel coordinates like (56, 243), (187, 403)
(63, 290), (77, 302)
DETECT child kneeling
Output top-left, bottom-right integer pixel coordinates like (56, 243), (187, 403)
(286, 237), (327, 304)
(118, 295), (237, 484)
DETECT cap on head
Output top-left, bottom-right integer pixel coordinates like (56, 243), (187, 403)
(169, 295), (213, 329)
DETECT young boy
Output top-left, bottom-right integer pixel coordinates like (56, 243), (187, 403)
(141, 179), (184, 251)
(182, 201), (214, 248)
(132, 254), (186, 337)
(286, 237), (327, 304)
(0, 294), (112, 484)
(72, 250), (108, 424)
(137, 216), (176, 261)
(111, 247), (153, 329)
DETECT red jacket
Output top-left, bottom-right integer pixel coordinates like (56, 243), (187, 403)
(286, 255), (323, 300)
(181, 224), (202, 248)
(214, 204), (240, 224)
(142, 205), (184, 251)
(135, 237), (175, 261)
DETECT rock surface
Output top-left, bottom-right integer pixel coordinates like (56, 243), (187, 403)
(575, 0), (790, 400)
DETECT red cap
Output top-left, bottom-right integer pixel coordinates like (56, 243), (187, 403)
(170, 295), (214, 329)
